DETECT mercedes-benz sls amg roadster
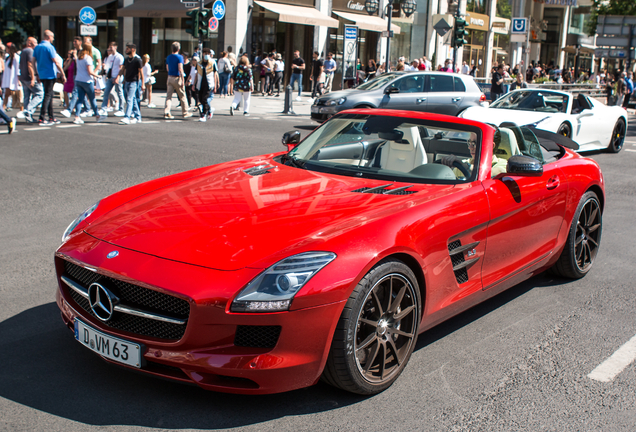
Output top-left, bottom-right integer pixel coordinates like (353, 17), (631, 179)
(55, 109), (604, 395)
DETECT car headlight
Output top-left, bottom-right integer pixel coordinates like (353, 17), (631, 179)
(325, 98), (346, 106)
(231, 252), (337, 313)
(62, 201), (100, 243)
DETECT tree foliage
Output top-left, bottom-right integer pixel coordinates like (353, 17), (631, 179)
(587, 0), (636, 36)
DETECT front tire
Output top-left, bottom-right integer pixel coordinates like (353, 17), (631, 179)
(322, 259), (421, 395)
(551, 191), (602, 279)
(608, 119), (625, 153)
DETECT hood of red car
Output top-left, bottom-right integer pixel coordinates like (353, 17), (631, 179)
(85, 158), (454, 270)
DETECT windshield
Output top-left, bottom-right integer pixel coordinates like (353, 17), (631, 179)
(356, 73), (401, 91)
(286, 114), (483, 184)
(490, 90), (569, 113)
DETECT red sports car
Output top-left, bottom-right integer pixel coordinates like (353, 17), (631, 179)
(55, 109), (604, 395)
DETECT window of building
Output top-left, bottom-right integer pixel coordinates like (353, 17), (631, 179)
(569, 6), (591, 35)
(466, 0), (486, 14)
(496, 0), (512, 19)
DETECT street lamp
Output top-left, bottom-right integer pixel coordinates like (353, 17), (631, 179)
(365, 0), (417, 72)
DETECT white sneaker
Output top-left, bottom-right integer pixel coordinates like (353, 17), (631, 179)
(79, 111), (91, 118)
(147, 103), (156, 108)
(119, 118), (130, 125)
(73, 118), (84, 124)
(199, 116), (207, 122)
(114, 110), (125, 117)
(208, 108), (215, 119)
(17, 111), (26, 119)
(97, 114), (107, 122)
(295, 96), (302, 102)
(60, 109), (71, 118)
(106, 107), (114, 112)
(130, 118), (138, 124)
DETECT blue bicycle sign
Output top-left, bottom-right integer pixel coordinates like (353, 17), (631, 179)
(79, 6), (97, 25)
(212, 0), (225, 20)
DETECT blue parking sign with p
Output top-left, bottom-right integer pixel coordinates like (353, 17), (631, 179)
(79, 6), (96, 25)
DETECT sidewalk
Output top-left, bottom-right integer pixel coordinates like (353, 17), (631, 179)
(147, 90), (313, 118)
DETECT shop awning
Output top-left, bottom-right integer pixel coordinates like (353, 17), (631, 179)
(254, 1), (338, 28)
(118, 0), (213, 18)
(31, 0), (115, 17)
(562, 45), (596, 55)
(333, 11), (401, 34)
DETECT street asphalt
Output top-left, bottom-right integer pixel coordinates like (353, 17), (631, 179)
(0, 96), (635, 431)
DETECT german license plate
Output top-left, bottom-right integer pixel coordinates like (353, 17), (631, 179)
(75, 319), (141, 368)
(311, 106), (319, 113)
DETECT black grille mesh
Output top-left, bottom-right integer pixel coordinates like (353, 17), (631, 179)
(448, 240), (469, 285)
(63, 261), (190, 340)
(234, 326), (281, 349)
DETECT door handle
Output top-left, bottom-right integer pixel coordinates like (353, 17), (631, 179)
(452, 97), (461, 102)
(416, 98), (426, 103)
(546, 175), (560, 190)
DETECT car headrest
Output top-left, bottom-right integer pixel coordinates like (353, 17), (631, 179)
(379, 130), (404, 141)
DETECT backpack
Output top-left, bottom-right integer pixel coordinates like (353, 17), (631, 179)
(223, 59), (230, 74)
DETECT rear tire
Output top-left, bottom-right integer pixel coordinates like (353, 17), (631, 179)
(551, 191), (602, 279)
(322, 259), (421, 395)
(557, 122), (572, 138)
(607, 119), (625, 153)
(355, 104), (374, 109)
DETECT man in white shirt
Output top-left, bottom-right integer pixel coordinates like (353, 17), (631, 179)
(100, 42), (125, 116)
(461, 61), (470, 74)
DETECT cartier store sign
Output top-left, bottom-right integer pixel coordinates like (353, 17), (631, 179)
(332, 0), (369, 14)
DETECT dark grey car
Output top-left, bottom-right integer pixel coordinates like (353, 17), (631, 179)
(311, 72), (486, 122)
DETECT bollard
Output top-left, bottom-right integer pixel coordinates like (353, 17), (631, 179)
(283, 85), (295, 115)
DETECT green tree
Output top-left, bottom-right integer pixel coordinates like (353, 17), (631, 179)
(587, 0), (636, 36)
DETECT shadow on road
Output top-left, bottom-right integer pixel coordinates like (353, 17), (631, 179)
(0, 273), (571, 428)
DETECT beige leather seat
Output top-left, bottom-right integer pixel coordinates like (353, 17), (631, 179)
(380, 127), (427, 172)
(496, 128), (522, 160)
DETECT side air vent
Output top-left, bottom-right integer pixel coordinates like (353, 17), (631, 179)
(244, 165), (275, 176)
(352, 184), (416, 195)
(447, 240), (480, 284)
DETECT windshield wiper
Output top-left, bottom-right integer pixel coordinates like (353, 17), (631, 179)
(283, 154), (306, 169)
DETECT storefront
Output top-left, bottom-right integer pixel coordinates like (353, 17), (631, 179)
(491, 17), (510, 69)
(462, 11), (489, 77)
(250, 0), (338, 89)
(31, 0), (118, 56)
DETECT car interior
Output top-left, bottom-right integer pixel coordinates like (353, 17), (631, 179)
(288, 116), (564, 183)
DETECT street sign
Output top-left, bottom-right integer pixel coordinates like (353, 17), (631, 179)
(510, 34), (525, 43)
(80, 24), (98, 36)
(183, 2), (197, 7)
(511, 18), (527, 34)
(79, 6), (96, 25)
(209, 17), (218, 32)
(609, 49), (627, 58)
(213, 0), (225, 20)
(381, 30), (394, 38)
(432, 14), (453, 37)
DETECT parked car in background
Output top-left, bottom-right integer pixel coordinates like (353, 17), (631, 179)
(460, 89), (628, 153)
(311, 72), (486, 122)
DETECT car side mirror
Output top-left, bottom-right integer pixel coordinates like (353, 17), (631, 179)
(385, 86), (400, 94)
(282, 130), (301, 151)
(506, 155), (543, 177)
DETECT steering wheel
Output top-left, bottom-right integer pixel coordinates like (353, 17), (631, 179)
(452, 160), (471, 178)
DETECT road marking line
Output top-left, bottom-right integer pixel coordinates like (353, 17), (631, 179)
(588, 333), (636, 382)
(141, 120), (160, 124)
(625, 149), (636, 152)
(23, 127), (51, 131)
(86, 123), (109, 126)
(57, 125), (80, 128)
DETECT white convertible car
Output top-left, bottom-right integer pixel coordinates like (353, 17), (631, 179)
(459, 89), (628, 153)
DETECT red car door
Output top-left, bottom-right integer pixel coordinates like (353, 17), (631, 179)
(480, 161), (568, 290)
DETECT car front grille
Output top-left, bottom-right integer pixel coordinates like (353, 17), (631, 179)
(234, 325), (281, 349)
(62, 260), (190, 341)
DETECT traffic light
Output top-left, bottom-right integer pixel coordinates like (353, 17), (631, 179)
(185, 9), (198, 37)
(198, 9), (211, 38)
(453, 17), (469, 48)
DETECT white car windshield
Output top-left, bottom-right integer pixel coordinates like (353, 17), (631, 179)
(490, 90), (569, 113)
(356, 73), (401, 91)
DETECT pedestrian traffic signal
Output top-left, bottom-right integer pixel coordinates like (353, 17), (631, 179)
(454, 17), (469, 48)
(198, 9), (211, 38)
(186, 10), (198, 37)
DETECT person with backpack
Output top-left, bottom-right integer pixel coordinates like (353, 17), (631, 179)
(195, 47), (219, 122)
(230, 55), (253, 116)
(217, 51), (232, 98)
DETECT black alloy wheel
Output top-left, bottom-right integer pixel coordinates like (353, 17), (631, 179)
(322, 259), (420, 394)
(551, 191), (602, 279)
(608, 119), (625, 153)
(557, 123), (572, 138)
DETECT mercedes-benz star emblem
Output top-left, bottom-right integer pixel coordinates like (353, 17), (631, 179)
(107, 250), (119, 259)
(88, 283), (118, 322)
